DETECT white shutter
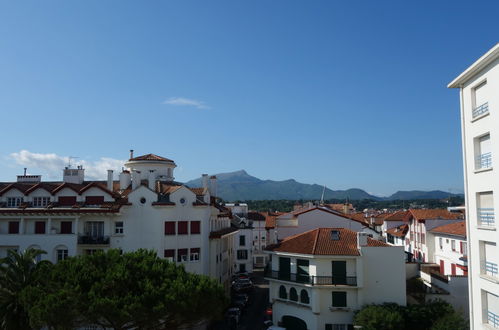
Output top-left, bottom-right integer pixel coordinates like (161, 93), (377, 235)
(479, 192), (494, 209)
(480, 135), (491, 155)
(488, 291), (499, 314)
(474, 81), (487, 107)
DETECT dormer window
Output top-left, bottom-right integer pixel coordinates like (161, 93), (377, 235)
(331, 230), (340, 240)
(7, 197), (23, 207)
(33, 197), (50, 207)
(85, 196), (104, 205)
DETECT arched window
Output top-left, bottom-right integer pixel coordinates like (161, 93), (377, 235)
(279, 285), (287, 299)
(289, 287), (298, 301)
(53, 244), (69, 262)
(300, 289), (310, 304)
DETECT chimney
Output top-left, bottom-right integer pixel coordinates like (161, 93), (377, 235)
(130, 149), (134, 159)
(148, 170), (156, 190)
(131, 170), (140, 190)
(107, 170), (114, 191)
(119, 170), (131, 190)
(357, 232), (369, 249)
(209, 175), (217, 197)
(202, 174), (209, 190)
(24, 168), (27, 176)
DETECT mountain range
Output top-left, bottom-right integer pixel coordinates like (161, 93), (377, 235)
(185, 170), (463, 202)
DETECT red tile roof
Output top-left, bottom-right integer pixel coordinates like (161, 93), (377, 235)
(386, 224), (408, 238)
(266, 228), (389, 256)
(280, 206), (368, 226)
(384, 210), (409, 221)
(128, 153), (175, 162)
(409, 209), (462, 221)
(430, 221), (466, 238)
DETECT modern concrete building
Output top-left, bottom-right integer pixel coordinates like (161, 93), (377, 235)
(264, 228), (406, 330)
(449, 43), (499, 329)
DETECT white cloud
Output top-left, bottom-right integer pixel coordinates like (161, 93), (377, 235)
(162, 97), (210, 109)
(9, 150), (125, 180)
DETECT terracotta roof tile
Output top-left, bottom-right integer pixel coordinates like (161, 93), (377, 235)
(384, 210), (410, 221)
(267, 228), (389, 256)
(386, 224), (409, 238)
(129, 153), (175, 162)
(430, 221), (466, 238)
(409, 209), (462, 221)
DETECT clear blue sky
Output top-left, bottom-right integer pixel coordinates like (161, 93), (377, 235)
(0, 1), (497, 196)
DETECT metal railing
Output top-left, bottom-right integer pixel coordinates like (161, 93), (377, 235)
(78, 235), (110, 245)
(264, 269), (357, 286)
(473, 102), (489, 118)
(488, 310), (499, 328)
(482, 260), (499, 277)
(476, 152), (492, 170)
(478, 208), (495, 226)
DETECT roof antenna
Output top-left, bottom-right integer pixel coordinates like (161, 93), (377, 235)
(68, 156), (79, 168)
(320, 184), (326, 205)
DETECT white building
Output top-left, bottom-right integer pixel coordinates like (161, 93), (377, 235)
(0, 152), (238, 292)
(430, 221), (468, 276)
(248, 211), (268, 268)
(264, 228), (406, 330)
(449, 43), (499, 329)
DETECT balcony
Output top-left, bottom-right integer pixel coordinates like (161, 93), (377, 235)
(264, 269), (357, 286)
(476, 152), (492, 170)
(481, 260), (499, 278)
(488, 310), (499, 328)
(478, 208), (495, 226)
(473, 102), (489, 119)
(78, 235), (110, 245)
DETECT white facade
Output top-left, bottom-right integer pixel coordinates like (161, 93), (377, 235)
(0, 153), (238, 292)
(449, 43), (499, 329)
(430, 231), (467, 276)
(251, 213), (268, 267)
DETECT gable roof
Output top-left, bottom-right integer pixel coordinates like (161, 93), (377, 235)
(409, 209), (462, 221)
(384, 210), (409, 221)
(266, 228), (388, 256)
(430, 221), (466, 238)
(386, 224), (409, 238)
(278, 206), (368, 226)
(129, 153), (174, 162)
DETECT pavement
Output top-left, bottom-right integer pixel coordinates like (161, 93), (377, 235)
(212, 269), (270, 330)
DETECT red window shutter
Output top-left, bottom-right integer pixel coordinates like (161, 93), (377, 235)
(178, 221), (188, 235)
(60, 221), (72, 234)
(177, 248), (188, 262)
(164, 249), (175, 258)
(58, 196), (77, 206)
(451, 264), (456, 275)
(191, 221), (201, 234)
(460, 242), (463, 254)
(35, 221), (46, 234)
(164, 222), (175, 235)
(85, 196), (104, 204)
(8, 221), (19, 234)
(439, 260), (445, 274)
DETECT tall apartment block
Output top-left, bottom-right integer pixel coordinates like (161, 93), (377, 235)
(449, 43), (499, 329)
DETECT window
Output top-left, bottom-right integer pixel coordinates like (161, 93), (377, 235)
(164, 221), (175, 235)
(300, 290), (310, 304)
(439, 237), (443, 250)
(239, 235), (246, 246)
(332, 291), (347, 307)
(190, 248), (200, 261)
(58, 196), (77, 206)
(164, 249), (175, 261)
(35, 221), (46, 234)
(115, 222), (124, 234)
(289, 288), (298, 301)
(451, 240), (456, 251)
(331, 230), (340, 240)
(7, 197), (23, 207)
(177, 248), (188, 262)
(85, 196), (104, 205)
(421, 233), (425, 244)
(478, 192), (495, 226)
(472, 80), (488, 118)
(8, 221), (20, 234)
(60, 221), (72, 234)
(279, 285), (287, 299)
(178, 221), (188, 235)
(190, 221), (201, 234)
(237, 250), (248, 260)
(57, 249), (68, 261)
(84, 221), (104, 237)
(262, 236), (265, 240)
(33, 197), (50, 207)
(475, 134), (492, 170)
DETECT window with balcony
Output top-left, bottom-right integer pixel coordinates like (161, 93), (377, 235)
(472, 80), (489, 119)
(33, 197), (50, 207)
(297, 259), (310, 283)
(484, 290), (499, 328)
(475, 134), (492, 170)
(279, 257), (291, 280)
(164, 221), (175, 235)
(481, 241), (498, 278)
(478, 192), (495, 227)
(178, 221), (188, 235)
(7, 197), (23, 207)
(84, 221), (104, 238)
(332, 291), (347, 307)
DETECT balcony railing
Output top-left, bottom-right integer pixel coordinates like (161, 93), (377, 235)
(478, 208), (495, 226)
(473, 102), (489, 118)
(482, 260), (499, 277)
(476, 152), (492, 170)
(78, 235), (110, 245)
(264, 269), (357, 286)
(488, 310), (499, 328)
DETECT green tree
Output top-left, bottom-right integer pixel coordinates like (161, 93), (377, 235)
(405, 299), (455, 330)
(25, 249), (227, 330)
(431, 311), (468, 330)
(0, 248), (49, 330)
(353, 303), (405, 330)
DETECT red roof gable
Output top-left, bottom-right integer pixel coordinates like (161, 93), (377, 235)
(430, 221), (466, 238)
(129, 154), (174, 162)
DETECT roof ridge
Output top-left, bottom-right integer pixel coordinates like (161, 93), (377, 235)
(311, 229), (321, 254)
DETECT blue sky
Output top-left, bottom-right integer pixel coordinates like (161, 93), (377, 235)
(0, 1), (497, 196)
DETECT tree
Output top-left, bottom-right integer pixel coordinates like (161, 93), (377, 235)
(353, 303), (405, 330)
(0, 248), (49, 330)
(431, 311), (468, 330)
(25, 249), (227, 329)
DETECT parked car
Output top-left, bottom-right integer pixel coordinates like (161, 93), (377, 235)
(225, 307), (241, 324)
(233, 280), (254, 292)
(233, 293), (249, 305)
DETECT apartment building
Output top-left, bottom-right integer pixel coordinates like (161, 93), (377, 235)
(429, 221), (467, 276)
(0, 152), (238, 291)
(449, 43), (499, 329)
(264, 228), (406, 330)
